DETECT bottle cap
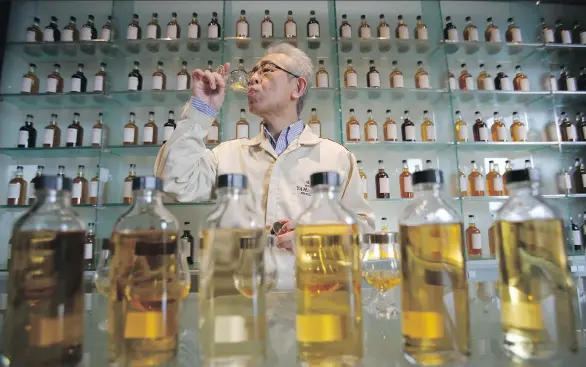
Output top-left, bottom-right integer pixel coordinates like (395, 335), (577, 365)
(132, 176), (163, 190)
(35, 175), (72, 191)
(310, 171), (340, 187)
(217, 173), (248, 189)
(503, 168), (539, 184)
(412, 169), (444, 185)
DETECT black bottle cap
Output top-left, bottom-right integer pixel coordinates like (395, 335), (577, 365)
(184, 221), (190, 225)
(310, 171), (340, 187)
(35, 175), (72, 191)
(311, 10), (316, 16)
(217, 174), (248, 189)
(240, 9), (246, 15)
(70, 16), (76, 22)
(192, 12), (198, 17)
(504, 168), (539, 184)
(172, 12), (177, 17)
(265, 10), (270, 15)
(412, 169), (444, 185)
(88, 15), (94, 21)
(51, 16), (58, 22)
(152, 12), (158, 17)
(342, 14), (347, 19)
(487, 17), (493, 22)
(132, 176), (163, 191)
(213, 12), (218, 17)
(34, 17), (40, 23)
(288, 10), (293, 15)
(361, 15), (366, 20)
(466, 16), (471, 21)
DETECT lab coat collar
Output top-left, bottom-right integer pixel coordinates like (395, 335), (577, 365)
(242, 124), (320, 147)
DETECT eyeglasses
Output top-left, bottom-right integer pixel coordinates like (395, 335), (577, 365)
(225, 61), (300, 92)
(250, 61), (300, 79)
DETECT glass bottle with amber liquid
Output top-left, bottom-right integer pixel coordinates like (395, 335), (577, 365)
(3, 175), (86, 367)
(93, 63), (107, 93)
(142, 111), (158, 145)
(146, 12), (161, 40)
(466, 215), (482, 258)
(7, 166), (27, 206)
(46, 63), (64, 93)
(463, 16), (479, 41)
(399, 169), (469, 365)
(401, 110), (415, 142)
(477, 63), (494, 90)
(459, 168), (468, 197)
(92, 112), (104, 148)
(206, 119), (220, 144)
(502, 160), (513, 196)
(513, 65), (529, 91)
(415, 15), (428, 40)
(346, 109), (360, 143)
(505, 17), (522, 43)
(236, 109), (249, 139)
(496, 168), (577, 360)
(166, 12), (180, 39)
(389, 61), (403, 88)
(491, 112), (507, 142)
(358, 160), (368, 199)
(487, 214), (497, 257)
(308, 108), (321, 137)
(44, 16), (61, 42)
(176, 61), (190, 91)
(284, 10), (297, 39)
(100, 15), (113, 41)
(377, 14), (391, 39)
(510, 111), (527, 142)
(399, 160), (413, 198)
(152, 61), (166, 91)
(375, 160), (390, 198)
(315, 60), (329, 88)
(80, 15), (97, 41)
(359, 14), (371, 39)
(344, 59), (358, 88)
(383, 110), (397, 142)
(364, 109), (378, 143)
(66, 112), (83, 147)
(459, 63), (474, 90)
(89, 165), (103, 206)
(559, 112), (576, 142)
(26, 17), (42, 42)
(62, 16), (79, 41)
(486, 161), (504, 196)
(395, 15), (409, 39)
(541, 18), (554, 43)
(415, 60), (430, 89)
(123, 112), (139, 145)
(261, 10), (273, 38)
(421, 110), (436, 142)
(123, 164), (136, 204)
(307, 10), (320, 38)
(473, 111), (489, 142)
(21, 63), (39, 94)
(43, 113), (61, 147)
(468, 160), (485, 196)
(455, 110), (468, 142)
(72, 165), (88, 205)
(444, 16), (458, 41)
(28, 165), (44, 205)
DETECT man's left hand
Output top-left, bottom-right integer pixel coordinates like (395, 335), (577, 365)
(276, 220), (295, 252)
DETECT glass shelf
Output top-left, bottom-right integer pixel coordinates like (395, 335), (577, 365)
(441, 40), (543, 59)
(337, 37), (439, 58)
(449, 89), (549, 106)
(452, 141), (558, 152)
(552, 91), (586, 107)
(103, 144), (217, 157)
(0, 92), (115, 110)
(545, 42), (586, 60)
(459, 194), (566, 202)
(0, 146), (101, 158)
(345, 141), (450, 151)
(224, 37), (335, 59)
(0, 203), (95, 211)
(110, 90), (191, 107)
(560, 142), (586, 152)
(116, 38), (222, 58)
(368, 197), (413, 203)
(340, 87), (447, 104)
(97, 201), (215, 208)
(5, 41), (120, 62)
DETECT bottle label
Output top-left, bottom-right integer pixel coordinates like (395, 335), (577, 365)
(208, 24), (218, 39)
(392, 74), (404, 88)
(47, 78), (58, 93)
(346, 73), (357, 87)
(100, 28), (111, 41)
(207, 125), (219, 141)
(67, 128), (77, 144)
(128, 76), (139, 90)
(80, 27), (92, 41)
(417, 28), (428, 40)
(92, 128), (102, 145)
(497, 126), (507, 141)
(89, 181), (98, 197)
(398, 27), (409, 40)
(385, 124), (397, 140)
(516, 125), (527, 141)
(236, 22), (248, 37)
(448, 77), (457, 90)
(341, 25), (351, 38)
(581, 31), (586, 45)
(43, 28), (54, 42)
(418, 75), (430, 89)
(84, 242), (93, 260)
(7, 183), (20, 199)
(448, 28), (459, 41)
(152, 76), (163, 90)
(123, 181), (132, 198)
(163, 126), (175, 142)
(143, 126), (154, 143)
(549, 77), (558, 91)
(21, 78), (32, 93)
(403, 176), (413, 193)
(188, 24), (199, 39)
(494, 177), (503, 191)
(359, 27), (371, 39)
(500, 77), (511, 91)
(582, 174), (586, 188)
(490, 29), (501, 42)
(72, 182), (82, 199)
(483, 78), (495, 91)
(458, 126), (468, 141)
(62, 29), (74, 42)
(309, 23), (319, 37)
(562, 30), (572, 44)
(309, 123), (320, 137)
(176, 74), (188, 90)
(459, 175), (467, 193)
(479, 127), (488, 141)
(43, 129), (54, 146)
(349, 124), (360, 140)
(19, 130), (29, 147)
(368, 73), (381, 88)
(583, 126), (586, 139)
(472, 233), (482, 250)
(94, 76), (104, 92)
(379, 26), (391, 39)
(285, 23), (296, 37)
(543, 29), (554, 43)
(573, 230), (582, 247)
(520, 78), (530, 91)
(29, 182), (36, 200)
(425, 125), (435, 141)
(26, 30), (37, 42)
(465, 77), (475, 90)
(261, 22), (273, 37)
(147, 24), (158, 39)
(468, 28), (479, 41)
(565, 174), (572, 189)
(166, 24), (178, 39)
(378, 177), (390, 193)
(566, 126), (576, 141)
(405, 125), (415, 140)
(71, 78), (81, 92)
(361, 177), (368, 197)
(317, 73), (329, 88)
(475, 176), (485, 191)
(511, 28), (522, 42)
(367, 125), (378, 141)
(567, 77), (577, 92)
(236, 125), (248, 139)
(123, 127), (135, 143)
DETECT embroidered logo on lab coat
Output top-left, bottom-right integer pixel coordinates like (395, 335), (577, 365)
(297, 180), (312, 196)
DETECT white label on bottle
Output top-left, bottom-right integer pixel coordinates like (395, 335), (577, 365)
(92, 128), (102, 145)
(385, 125), (397, 140)
(458, 126), (468, 141)
(549, 77), (558, 91)
(123, 181), (132, 198)
(29, 183), (36, 200)
(468, 28), (479, 41)
(80, 27), (92, 41)
(207, 125), (219, 141)
(188, 24), (199, 39)
(152, 76), (163, 90)
(483, 78), (495, 91)
(448, 77), (457, 90)
(517, 125), (527, 140)
(500, 77), (511, 91)
(72, 182), (82, 199)
(380, 26), (390, 39)
(309, 124), (320, 137)
(26, 30), (37, 42)
(123, 127), (135, 143)
(62, 29), (73, 42)
(405, 125), (415, 140)
(349, 125), (360, 140)
(511, 28), (522, 42)
(236, 22), (248, 37)
(565, 174), (572, 189)
(147, 24), (157, 39)
(163, 126), (174, 142)
(566, 126), (576, 141)
(582, 174), (586, 188)
(21, 78), (32, 93)
(543, 29), (554, 43)
(368, 73), (380, 88)
(43, 28), (54, 42)
(367, 125), (378, 140)
(128, 77), (138, 90)
(520, 79), (530, 92)
(403, 176), (413, 193)
(379, 177), (390, 193)
(581, 31), (586, 45)
(465, 77), (475, 90)
(425, 125), (435, 140)
(567, 78), (577, 91)
(361, 177), (368, 196)
(67, 128), (77, 144)
(7, 183), (20, 199)
(101, 28), (111, 41)
(398, 27), (409, 40)
(417, 28), (428, 40)
(43, 129), (54, 146)
(94, 76), (104, 92)
(285, 23), (296, 37)
(47, 78), (58, 93)
(418, 75), (430, 89)
(448, 28), (458, 41)
(392, 74), (404, 88)
(497, 126), (507, 141)
(479, 127), (488, 141)
(494, 177), (503, 191)
(490, 29), (501, 42)
(18, 130), (29, 146)
(208, 24), (218, 39)
(236, 125), (248, 139)
(341, 25), (351, 38)
(360, 27), (371, 39)
(143, 126), (154, 143)
(309, 23), (319, 37)
(176, 75), (188, 90)
(90, 181), (98, 197)
(71, 78), (81, 92)
(472, 233), (482, 250)
(317, 73), (329, 88)
(166, 24), (178, 39)
(573, 230), (582, 247)
(346, 73), (357, 87)
(85, 242), (93, 260)
(475, 176), (485, 191)
(459, 175), (467, 193)
(261, 22), (272, 37)
(562, 30), (572, 44)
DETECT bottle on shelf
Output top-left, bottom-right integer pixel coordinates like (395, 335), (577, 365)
(62, 16), (78, 42)
(524, 159), (532, 169)
(415, 15), (428, 40)
(477, 64), (494, 90)
(414, 61), (430, 89)
(377, 14), (390, 39)
(123, 112), (139, 145)
(180, 222), (195, 267)
(206, 118), (220, 144)
(577, 67), (586, 91)
(559, 112), (577, 142)
(84, 222), (95, 269)
(80, 14), (97, 41)
(28, 165), (44, 205)
(389, 61), (404, 88)
(359, 14), (372, 39)
(455, 110), (468, 142)
(123, 164), (136, 204)
(315, 60), (329, 88)
(375, 160), (390, 199)
(425, 160), (434, 169)
(208, 12), (221, 39)
(421, 110), (436, 142)
(261, 10), (273, 38)
(487, 213), (497, 257)
(485, 17), (500, 42)
(70, 63), (87, 93)
(72, 165), (88, 205)
(66, 112), (83, 147)
(344, 59), (358, 88)
(510, 112), (527, 142)
(491, 111), (507, 142)
(18, 114), (36, 148)
(582, 214), (586, 250)
(43, 113), (61, 148)
(513, 65), (529, 91)
(176, 60), (191, 91)
(396, 15), (409, 40)
(541, 18), (554, 43)
(505, 17), (522, 43)
(558, 65), (576, 91)
(364, 109), (378, 143)
(399, 169), (469, 365)
(7, 166), (27, 206)
(383, 109), (398, 142)
(142, 111), (158, 145)
(494, 64), (511, 91)
(555, 19), (572, 44)
(357, 160), (368, 199)
(21, 63), (39, 94)
(459, 63), (474, 90)
(147, 12), (161, 39)
(308, 108), (321, 137)
(89, 165), (102, 206)
(459, 168), (468, 197)
(346, 109), (360, 143)
(466, 215), (482, 258)
(187, 12), (201, 39)
(128, 61), (143, 91)
(399, 160), (413, 199)
(46, 63), (64, 93)
(148, 62), (166, 92)
(468, 160), (485, 196)
(571, 217), (583, 252)
(166, 12), (180, 39)
(381, 217), (389, 232)
(574, 21), (586, 44)
(127, 14), (141, 40)
(284, 10), (297, 38)
(447, 70), (457, 90)
(3, 175), (86, 366)
(339, 14), (351, 39)
(235, 109), (249, 140)
(163, 110), (176, 144)
(26, 17), (42, 42)
(43, 16), (61, 42)
(572, 158), (586, 193)
(93, 62), (107, 93)
(100, 15), (113, 41)
(487, 161), (504, 196)
(307, 10), (320, 38)
(401, 110), (415, 142)
(236, 10), (249, 38)
(57, 165), (65, 177)
(576, 112), (586, 141)
(463, 16), (479, 41)
(366, 60), (380, 88)
(444, 16), (458, 41)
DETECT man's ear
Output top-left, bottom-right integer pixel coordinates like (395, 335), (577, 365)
(292, 77), (308, 100)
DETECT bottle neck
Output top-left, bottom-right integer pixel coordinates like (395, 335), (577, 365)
(508, 182), (537, 196)
(414, 183), (442, 197)
(131, 189), (164, 207)
(217, 187), (248, 205)
(311, 185), (341, 203)
(35, 189), (73, 209)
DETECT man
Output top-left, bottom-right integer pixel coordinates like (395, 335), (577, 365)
(155, 43), (374, 288)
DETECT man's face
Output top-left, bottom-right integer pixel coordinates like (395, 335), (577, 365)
(247, 54), (298, 116)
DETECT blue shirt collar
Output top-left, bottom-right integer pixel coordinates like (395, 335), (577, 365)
(262, 119), (305, 155)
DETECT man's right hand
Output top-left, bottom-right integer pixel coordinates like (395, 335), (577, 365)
(192, 62), (230, 111)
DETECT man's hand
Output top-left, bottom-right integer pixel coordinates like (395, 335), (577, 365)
(276, 220), (295, 252)
(192, 62), (230, 111)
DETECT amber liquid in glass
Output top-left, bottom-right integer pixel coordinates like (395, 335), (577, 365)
(7, 176), (27, 206)
(466, 223), (482, 258)
(72, 174), (88, 205)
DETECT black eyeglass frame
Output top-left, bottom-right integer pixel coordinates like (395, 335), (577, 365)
(250, 61), (300, 79)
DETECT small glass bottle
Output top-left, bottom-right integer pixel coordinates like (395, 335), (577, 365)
(122, 164), (136, 204)
(236, 10), (249, 38)
(455, 110), (468, 142)
(364, 109), (378, 143)
(494, 64), (511, 91)
(62, 16), (79, 42)
(357, 160), (368, 199)
(559, 112), (577, 142)
(581, 214), (586, 250)
(89, 165), (101, 206)
(366, 60), (380, 88)
(147, 12), (161, 39)
(46, 63), (64, 93)
(21, 63), (39, 94)
(66, 112), (83, 147)
(486, 161), (503, 196)
(473, 111), (489, 142)
(513, 65), (529, 91)
(359, 14), (372, 39)
(401, 110), (416, 142)
(93, 62), (107, 93)
(307, 10), (320, 38)
(163, 110), (176, 144)
(414, 61), (430, 89)
(43, 16), (61, 42)
(389, 61), (404, 88)
(128, 61), (143, 91)
(558, 65), (577, 91)
(43, 113), (61, 148)
(378, 14), (391, 39)
(166, 12), (180, 39)
(505, 17), (522, 43)
(100, 15), (113, 41)
(123, 112), (139, 145)
(176, 61), (190, 91)
(572, 158), (586, 193)
(152, 61), (166, 91)
(284, 10), (297, 38)
(577, 67), (586, 91)
(466, 215), (482, 258)
(399, 160), (413, 199)
(571, 217), (583, 252)
(80, 15), (97, 41)
(18, 114), (34, 148)
(315, 60), (329, 88)
(308, 108), (321, 137)
(181, 222), (195, 267)
(399, 169), (469, 365)
(576, 112), (586, 141)
(459, 168), (468, 197)
(477, 63), (494, 90)
(444, 16), (458, 41)
(463, 16), (479, 41)
(395, 15), (409, 40)
(468, 160), (485, 196)
(485, 17), (501, 42)
(236, 109), (249, 139)
(26, 17), (43, 42)
(70, 63), (87, 93)
(208, 12), (221, 39)
(84, 222), (95, 269)
(126, 14), (141, 40)
(555, 19), (572, 44)
(206, 119), (220, 144)
(415, 15), (428, 40)
(261, 10), (273, 38)
(510, 111), (527, 142)
(7, 166), (27, 206)
(344, 59), (358, 88)
(72, 165), (88, 205)
(375, 160), (390, 198)
(383, 110), (397, 142)
(142, 111), (158, 145)
(491, 112), (507, 142)
(346, 109), (360, 143)
(459, 63), (474, 90)
(92, 113), (104, 148)
(421, 110), (436, 142)
(541, 18), (554, 43)
(339, 14), (352, 39)
(28, 165), (44, 205)
(188, 12), (201, 39)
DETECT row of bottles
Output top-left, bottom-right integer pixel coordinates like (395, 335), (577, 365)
(26, 15), (112, 42)
(343, 59), (432, 89)
(453, 63), (530, 91)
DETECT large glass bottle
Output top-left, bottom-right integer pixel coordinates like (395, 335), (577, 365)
(199, 174), (267, 365)
(3, 175), (85, 366)
(109, 176), (186, 366)
(496, 168), (577, 360)
(399, 169), (469, 365)
(295, 171), (363, 365)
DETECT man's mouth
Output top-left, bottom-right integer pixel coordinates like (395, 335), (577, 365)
(247, 89), (256, 96)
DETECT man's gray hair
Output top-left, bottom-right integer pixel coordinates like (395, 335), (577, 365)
(266, 43), (314, 117)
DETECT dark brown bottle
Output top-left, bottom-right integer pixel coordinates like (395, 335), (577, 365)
(66, 112), (83, 147)
(401, 110), (415, 141)
(473, 111), (489, 142)
(375, 159), (390, 199)
(181, 222), (195, 266)
(572, 158), (586, 194)
(85, 222), (95, 269)
(577, 112), (586, 141)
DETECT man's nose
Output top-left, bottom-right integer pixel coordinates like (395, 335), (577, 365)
(250, 72), (261, 85)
